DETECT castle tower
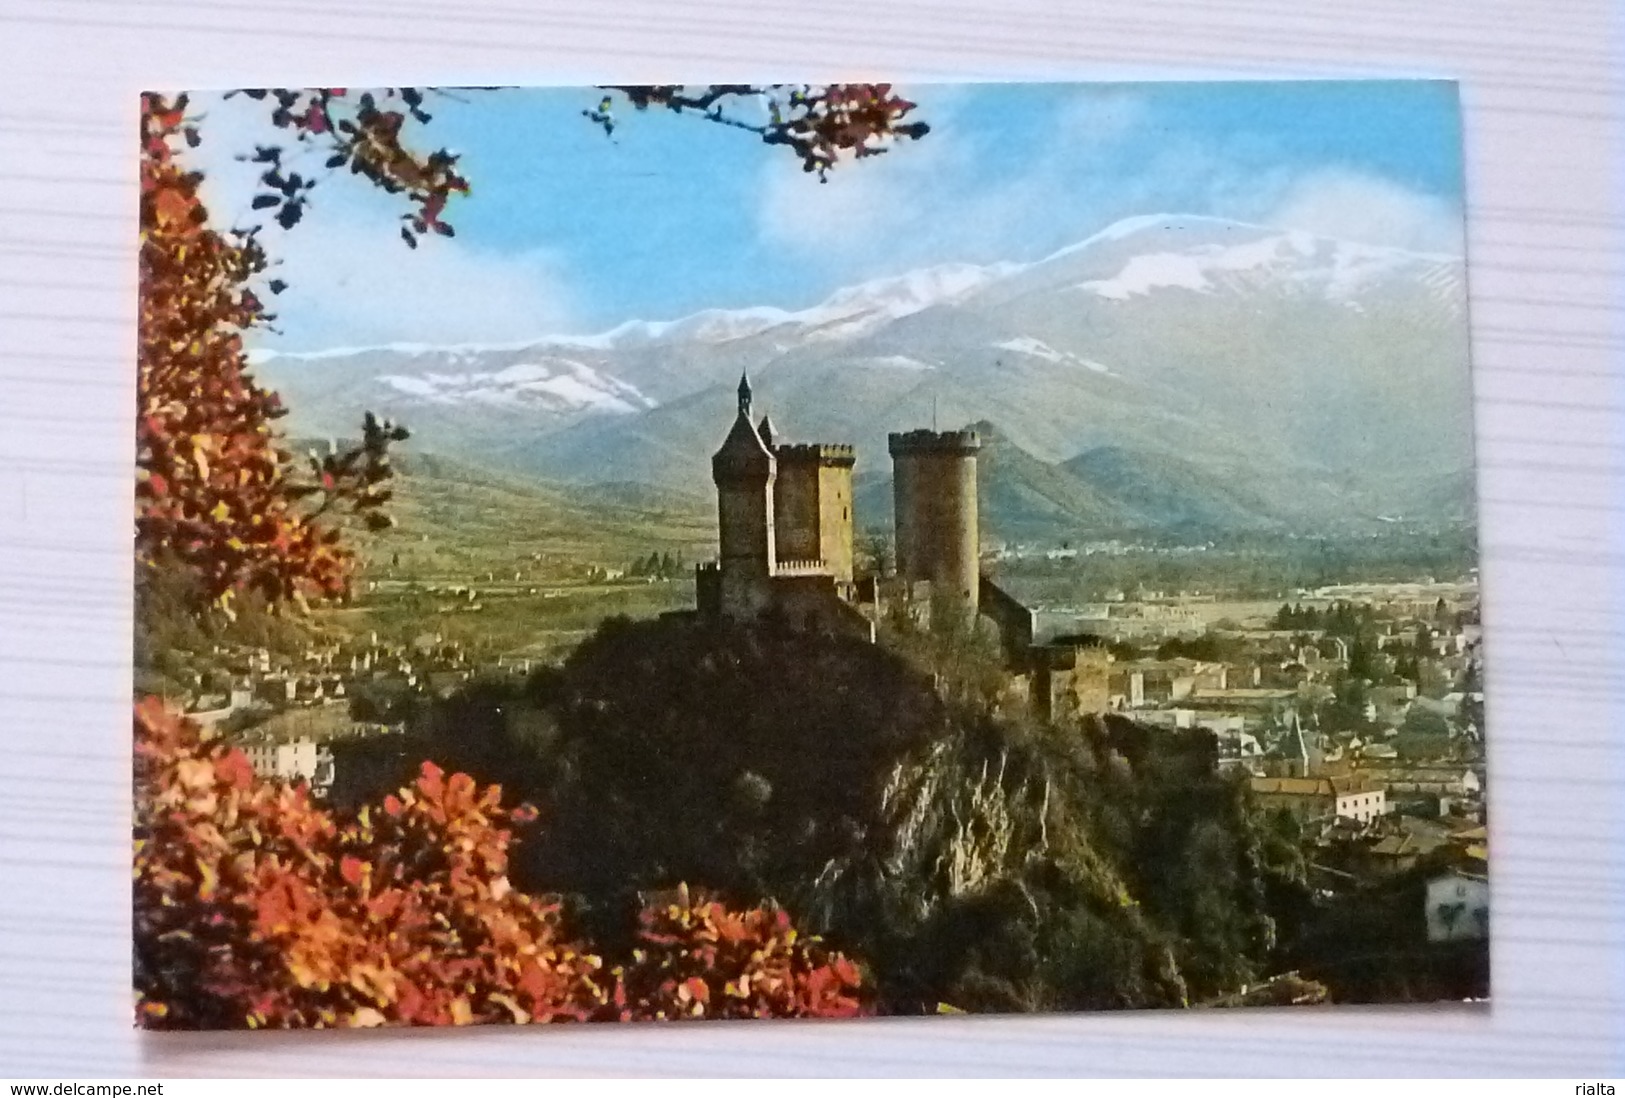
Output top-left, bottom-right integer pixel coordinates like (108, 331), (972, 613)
(888, 428), (981, 615)
(710, 372), (776, 618)
(774, 443), (857, 583)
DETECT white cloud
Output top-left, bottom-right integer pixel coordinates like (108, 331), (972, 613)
(755, 155), (911, 258)
(753, 116), (959, 261)
(752, 90), (1146, 273)
(179, 92), (579, 351)
(263, 218), (578, 351)
(1263, 169), (1463, 255)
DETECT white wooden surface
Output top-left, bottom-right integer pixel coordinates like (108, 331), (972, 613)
(1, 0), (1621, 1078)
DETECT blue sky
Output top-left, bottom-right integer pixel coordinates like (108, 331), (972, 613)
(189, 81), (1465, 352)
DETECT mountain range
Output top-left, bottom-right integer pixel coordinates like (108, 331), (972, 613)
(253, 213), (1477, 543)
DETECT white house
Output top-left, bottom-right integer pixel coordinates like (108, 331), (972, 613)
(1425, 870), (1489, 942)
(1332, 779), (1387, 824)
(1214, 728), (1264, 769)
(240, 737), (335, 796)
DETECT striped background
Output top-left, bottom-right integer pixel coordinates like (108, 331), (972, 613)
(0, 0), (1620, 1077)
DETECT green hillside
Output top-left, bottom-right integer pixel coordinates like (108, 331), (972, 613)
(855, 421), (1292, 547)
(1060, 444), (1291, 535)
(288, 446), (719, 663)
(969, 421), (1133, 541)
(356, 446), (715, 579)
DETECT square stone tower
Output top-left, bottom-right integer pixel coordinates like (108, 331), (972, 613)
(773, 443), (857, 583)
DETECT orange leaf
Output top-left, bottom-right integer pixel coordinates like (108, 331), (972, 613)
(153, 187), (194, 226)
(339, 855), (366, 887)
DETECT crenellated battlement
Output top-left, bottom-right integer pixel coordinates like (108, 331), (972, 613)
(775, 442), (856, 467)
(773, 558), (832, 577)
(887, 428), (981, 456)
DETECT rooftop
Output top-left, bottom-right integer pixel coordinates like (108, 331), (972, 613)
(1251, 774), (1383, 798)
(712, 411), (774, 481)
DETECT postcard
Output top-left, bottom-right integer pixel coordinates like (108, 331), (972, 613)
(134, 81), (1485, 1029)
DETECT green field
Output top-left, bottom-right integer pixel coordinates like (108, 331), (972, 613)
(312, 451), (715, 659)
(331, 580), (696, 664)
(359, 450), (716, 578)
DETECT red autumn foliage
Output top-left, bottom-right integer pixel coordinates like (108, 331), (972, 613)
(595, 84), (928, 179)
(138, 93), (408, 614)
(623, 887), (866, 1020)
(133, 701), (868, 1029)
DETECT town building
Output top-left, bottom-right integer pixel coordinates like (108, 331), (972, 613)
(1111, 658), (1227, 707)
(1250, 774), (1388, 824)
(1425, 868), (1490, 942)
(240, 736), (335, 797)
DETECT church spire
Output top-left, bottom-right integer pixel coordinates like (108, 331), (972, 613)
(737, 370), (753, 418)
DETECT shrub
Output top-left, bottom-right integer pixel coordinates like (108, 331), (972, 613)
(133, 699), (866, 1029)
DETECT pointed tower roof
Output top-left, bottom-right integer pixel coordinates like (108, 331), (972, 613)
(1283, 708), (1323, 779)
(757, 413), (778, 449)
(713, 372), (774, 484)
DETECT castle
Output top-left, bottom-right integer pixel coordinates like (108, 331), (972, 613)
(694, 372), (1114, 722)
(693, 372), (869, 634)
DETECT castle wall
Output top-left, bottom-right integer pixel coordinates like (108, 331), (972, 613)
(775, 446), (855, 584)
(717, 472), (775, 573)
(1069, 646), (1113, 715)
(891, 454), (919, 588)
(721, 568), (775, 619)
(816, 462), (855, 583)
(980, 575), (1035, 656)
(768, 574), (874, 641)
(773, 460), (821, 565)
(1033, 644), (1113, 722)
(696, 562), (721, 617)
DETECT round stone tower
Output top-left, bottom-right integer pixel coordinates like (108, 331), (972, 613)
(887, 428), (981, 615)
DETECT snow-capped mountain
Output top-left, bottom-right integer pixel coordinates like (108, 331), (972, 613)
(253, 214), (1473, 532)
(371, 360), (655, 413)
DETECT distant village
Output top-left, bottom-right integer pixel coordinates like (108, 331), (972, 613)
(1004, 573), (1487, 948)
(172, 628), (490, 798)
